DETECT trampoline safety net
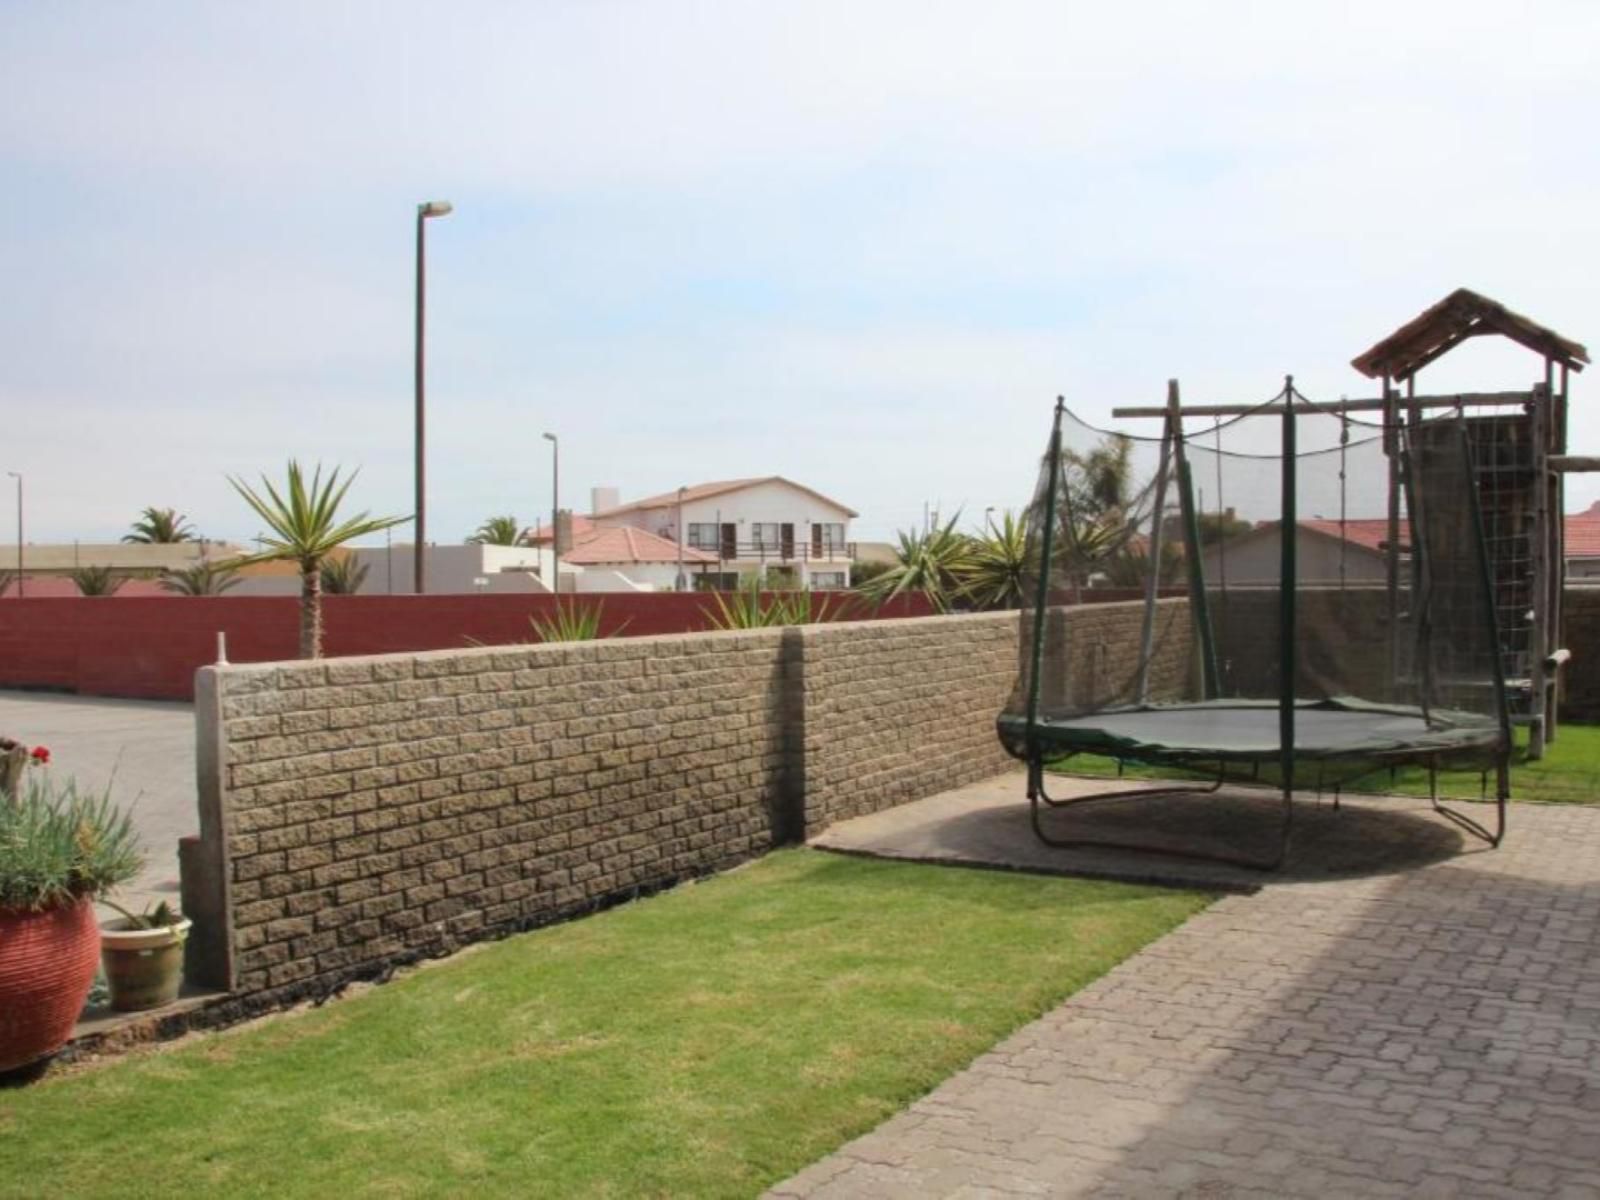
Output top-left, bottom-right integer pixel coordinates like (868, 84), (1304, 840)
(997, 383), (1513, 796)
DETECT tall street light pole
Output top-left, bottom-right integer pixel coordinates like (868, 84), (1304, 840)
(414, 199), (453, 595)
(5, 472), (19, 598)
(542, 432), (559, 594)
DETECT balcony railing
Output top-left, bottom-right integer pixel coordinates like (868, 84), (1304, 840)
(684, 539), (858, 563)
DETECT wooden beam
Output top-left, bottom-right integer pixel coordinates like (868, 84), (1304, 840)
(1111, 390), (1533, 420)
(1550, 456), (1600, 473)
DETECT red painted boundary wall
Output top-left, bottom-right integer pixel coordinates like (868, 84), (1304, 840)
(0, 593), (933, 702)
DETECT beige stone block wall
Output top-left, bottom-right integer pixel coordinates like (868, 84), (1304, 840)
(202, 631), (795, 998)
(797, 613), (1019, 833)
(191, 601), (1191, 1002)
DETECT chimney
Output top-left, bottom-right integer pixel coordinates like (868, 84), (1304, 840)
(591, 486), (619, 514)
(555, 510), (574, 555)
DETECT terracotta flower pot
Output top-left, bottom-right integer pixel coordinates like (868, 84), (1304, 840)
(0, 898), (100, 1074)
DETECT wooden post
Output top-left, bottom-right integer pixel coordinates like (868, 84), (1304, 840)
(1133, 393), (1175, 704)
(1384, 375), (1401, 693)
(1529, 370), (1550, 758)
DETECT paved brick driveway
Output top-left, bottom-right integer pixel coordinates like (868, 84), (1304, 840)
(774, 780), (1600, 1197)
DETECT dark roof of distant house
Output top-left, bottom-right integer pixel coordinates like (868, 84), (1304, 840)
(1351, 288), (1589, 380)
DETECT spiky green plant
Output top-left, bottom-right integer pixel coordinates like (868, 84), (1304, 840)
(320, 555), (369, 595)
(852, 514), (974, 613)
(70, 565), (125, 596)
(227, 461), (407, 659)
(0, 570), (13, 597)
(123, 506), (197, 544)
(529, 598), (619, 642)
(158, 562), (241, 596)
(959, 510), (1031, 610)
(700, 576), (842, 629)
(0, 772), (143, 911)
(468, 515), (522, 546)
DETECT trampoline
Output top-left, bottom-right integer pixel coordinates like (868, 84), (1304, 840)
(998, 698), (1500, 765)
(998, 380), (1513, 869)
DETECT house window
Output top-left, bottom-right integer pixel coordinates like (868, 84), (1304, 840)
(813, 523), (846, 556)
(811, 571), (847, 590)
(751, 522), (781, 550)
(687, 523), (719, 550)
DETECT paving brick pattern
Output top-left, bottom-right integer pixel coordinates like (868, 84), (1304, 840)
(775, 798), (1600, 1197)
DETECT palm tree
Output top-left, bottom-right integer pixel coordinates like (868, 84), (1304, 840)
(70, 565), (125, 596)
(159, 562), (241, 596)
(467, 515), (521, 546)
(853, 514), (974, 613)
(320, 555), (369, 595)
(123, 507), (197, 544)
(1056, 434), (1136, 596)
(227, 462), (406, 659)
(959, 510), (1031, 610)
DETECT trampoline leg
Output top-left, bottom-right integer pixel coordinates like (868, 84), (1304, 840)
(1430, 757), (1507, 848)
(1029, 770), (1289, 872)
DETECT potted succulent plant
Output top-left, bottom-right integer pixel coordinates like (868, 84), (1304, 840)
(0, 740), (142, 1075)
(98, 899), (192, 1012)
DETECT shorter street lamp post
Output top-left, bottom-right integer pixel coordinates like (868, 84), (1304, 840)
(542, 432), (559, 593)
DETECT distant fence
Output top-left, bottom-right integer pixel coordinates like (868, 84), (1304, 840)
(0, 592), (931, 702)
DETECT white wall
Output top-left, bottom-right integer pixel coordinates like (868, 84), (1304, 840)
(230, 544), (578, 596)
(596, 480), (852, 545)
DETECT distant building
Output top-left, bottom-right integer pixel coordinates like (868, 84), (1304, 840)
(1567, 501), (1600, 581)
(1197, 519), (1402, 587)
(587, 477), (858, 590)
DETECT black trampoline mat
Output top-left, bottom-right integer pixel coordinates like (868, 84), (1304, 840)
(1002, 698), (1500, 763)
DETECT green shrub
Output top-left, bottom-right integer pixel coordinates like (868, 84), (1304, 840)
(0, 772), (143, 911)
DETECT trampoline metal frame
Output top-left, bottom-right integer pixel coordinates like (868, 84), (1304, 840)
(1019, 384), (1513, 870)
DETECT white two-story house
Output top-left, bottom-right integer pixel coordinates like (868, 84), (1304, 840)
(588, 477), (858, 590)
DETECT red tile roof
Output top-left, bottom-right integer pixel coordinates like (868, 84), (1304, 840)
(594, 477), (858, 518)
(521, 515), (596, 545)
(1567, 503), (1600, 559)
(561, 526), (719, 566)
(1300, 519), (1408, 553)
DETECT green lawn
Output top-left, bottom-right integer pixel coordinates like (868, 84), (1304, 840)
(1051, 721), (1600, 804)
(0, 850), (1210, 1199)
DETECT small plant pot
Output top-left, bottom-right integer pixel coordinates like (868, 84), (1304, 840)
(99, 916), (192, 1012)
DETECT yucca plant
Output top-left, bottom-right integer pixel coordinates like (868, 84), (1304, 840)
(468, 515), (522, 546)
(158, 562), (241, 596)
(529, 598), (618, 642)
(320, 555), (369, 595)
(701, 576), (842, 629)
(70, 565), (125, 597)
(0, 772), (143, 911)
(227, 461), (407, 659)
(959, 510), (1031, 610)
(852, 514), (974, 613)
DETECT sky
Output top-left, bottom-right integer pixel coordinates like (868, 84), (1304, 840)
(3, 1), (1598, 547)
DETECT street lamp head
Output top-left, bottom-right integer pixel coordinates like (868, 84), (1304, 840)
(418, 200), (453, 218)
(542, 432), (557, 444)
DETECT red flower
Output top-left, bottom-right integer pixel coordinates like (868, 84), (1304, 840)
(29, 745), (50, 764)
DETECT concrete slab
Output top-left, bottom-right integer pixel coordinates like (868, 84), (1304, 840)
(0, 690), (196, 914)
(813, 770), (1485, 892)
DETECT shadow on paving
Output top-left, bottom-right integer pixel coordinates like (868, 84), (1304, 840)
(813, 772), (1487, 892)
(786, 786), (1600, 1197)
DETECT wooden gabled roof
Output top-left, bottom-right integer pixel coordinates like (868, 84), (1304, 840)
(1351, 288), (1589, 380)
